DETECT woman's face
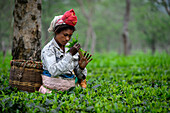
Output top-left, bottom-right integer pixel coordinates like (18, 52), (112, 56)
(55, 29), (74, 47)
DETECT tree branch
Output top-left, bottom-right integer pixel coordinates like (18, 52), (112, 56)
(162, 0), (170, 16)
(76, 0), (89, 19)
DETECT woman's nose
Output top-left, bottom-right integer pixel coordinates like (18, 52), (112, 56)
(66, 36), (70, 41)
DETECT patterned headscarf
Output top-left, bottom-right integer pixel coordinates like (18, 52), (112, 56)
(48, 9), (77, 33)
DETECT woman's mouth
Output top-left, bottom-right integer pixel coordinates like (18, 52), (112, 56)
(63, 41), (67, 45)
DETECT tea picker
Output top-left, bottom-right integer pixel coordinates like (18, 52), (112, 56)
(9, 9), (93, 93)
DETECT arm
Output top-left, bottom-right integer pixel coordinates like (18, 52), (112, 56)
(42, 49), (74, 77)
(42, 43), (81, 77)
(74, 65), (87, 79)
(74, 50), (93, 79)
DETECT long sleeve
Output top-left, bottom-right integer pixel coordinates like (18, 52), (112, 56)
(74, 65), (87, 79)
(42, 50), (74, 77)
(41, 38), (88, 79)
(41, 47), (75, 77)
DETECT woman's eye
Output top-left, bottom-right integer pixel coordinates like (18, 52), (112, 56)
(64, 34), (68, 36)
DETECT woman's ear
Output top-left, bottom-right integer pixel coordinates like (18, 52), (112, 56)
(54, 32), (58, 38)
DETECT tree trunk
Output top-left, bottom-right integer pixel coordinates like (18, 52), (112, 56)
(90, 27), (96, 54)
(122, 0), (131, 56)
(84, 25), (91, 51)
(162, 0), (170, 16)
(76, 0), (90, 51)
(2, 41), (6, 64)
(12, 0), (41, 61)
(151, 37), (156, 55)
(76, 0), (96, 53)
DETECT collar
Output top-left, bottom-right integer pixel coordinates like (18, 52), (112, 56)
(52, 38), (64, 53)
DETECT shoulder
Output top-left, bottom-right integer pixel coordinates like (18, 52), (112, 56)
(41, 40), (56, 56)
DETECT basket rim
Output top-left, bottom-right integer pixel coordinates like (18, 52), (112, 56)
(10, 60), (43, 69)
(11, 59), (42, 63)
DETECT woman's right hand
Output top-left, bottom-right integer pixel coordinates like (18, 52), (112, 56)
(78, 51), (93, 70)
(69, 43), (81, 56)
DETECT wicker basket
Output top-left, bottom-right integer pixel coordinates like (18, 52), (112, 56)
(9, 60), (43, 92)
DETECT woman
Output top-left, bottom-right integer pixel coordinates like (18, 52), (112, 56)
(39, 9), (92, 94)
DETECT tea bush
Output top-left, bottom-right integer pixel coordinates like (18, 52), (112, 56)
(0, 52), (169, 112)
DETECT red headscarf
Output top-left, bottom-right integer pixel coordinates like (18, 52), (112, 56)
(62, 9), (77, 26)
(55, 9), (77, 27)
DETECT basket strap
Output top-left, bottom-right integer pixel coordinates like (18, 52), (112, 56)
(17, 60), (29, 80)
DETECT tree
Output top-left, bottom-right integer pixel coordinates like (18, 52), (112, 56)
(134, 0), (170, 54)
(0, 0), (13, 52)
(122, 0), (131, 55)
(12, 0), (41, 61)
(151, 0), (170, 16)
(42, 0), (63, 42)
(76, 0), (96, 53)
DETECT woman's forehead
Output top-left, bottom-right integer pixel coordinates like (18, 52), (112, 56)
(62, 29), (74, 34)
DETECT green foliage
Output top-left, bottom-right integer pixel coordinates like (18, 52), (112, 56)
(0, 0), (13, 49)
(66, 35), (78, 49)
(0, 52), (169, 112)
(40, 0), (170, 53)
(66, 34), (85, 53)
(1, 0), (170, 53)
(132, 0), (170, 51)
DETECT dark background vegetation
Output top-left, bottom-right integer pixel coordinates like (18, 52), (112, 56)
(0, 0), (170, 112)
(0, 0), (170, 55)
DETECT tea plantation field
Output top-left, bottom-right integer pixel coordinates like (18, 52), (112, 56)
(0, 52), (169, 112)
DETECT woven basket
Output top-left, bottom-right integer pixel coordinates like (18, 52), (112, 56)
(9, 60), (43, 92)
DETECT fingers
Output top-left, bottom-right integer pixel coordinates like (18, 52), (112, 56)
(88, 58), (93, 62)
(87, 54), (92, 60)
(84, 51), (87, 57)
(85, 53), (89, 59)
(74, 43), (80, 47)
(76, 43), (81, 48)
(79, 50), (93, 62)
(70, 43), (81, 56)
(73, 43), (81, 51)
(78, 50), (83, 58)
(84, 51), (92, 60)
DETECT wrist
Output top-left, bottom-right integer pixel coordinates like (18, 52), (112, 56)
(79, 66), (84, 70)
(69, 51), (74, 56)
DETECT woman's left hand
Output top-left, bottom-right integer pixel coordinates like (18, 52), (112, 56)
(78, 50), (93, 70)
(69, 43), (81, 56)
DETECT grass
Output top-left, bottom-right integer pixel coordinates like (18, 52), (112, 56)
(0, 51), (169, 112)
